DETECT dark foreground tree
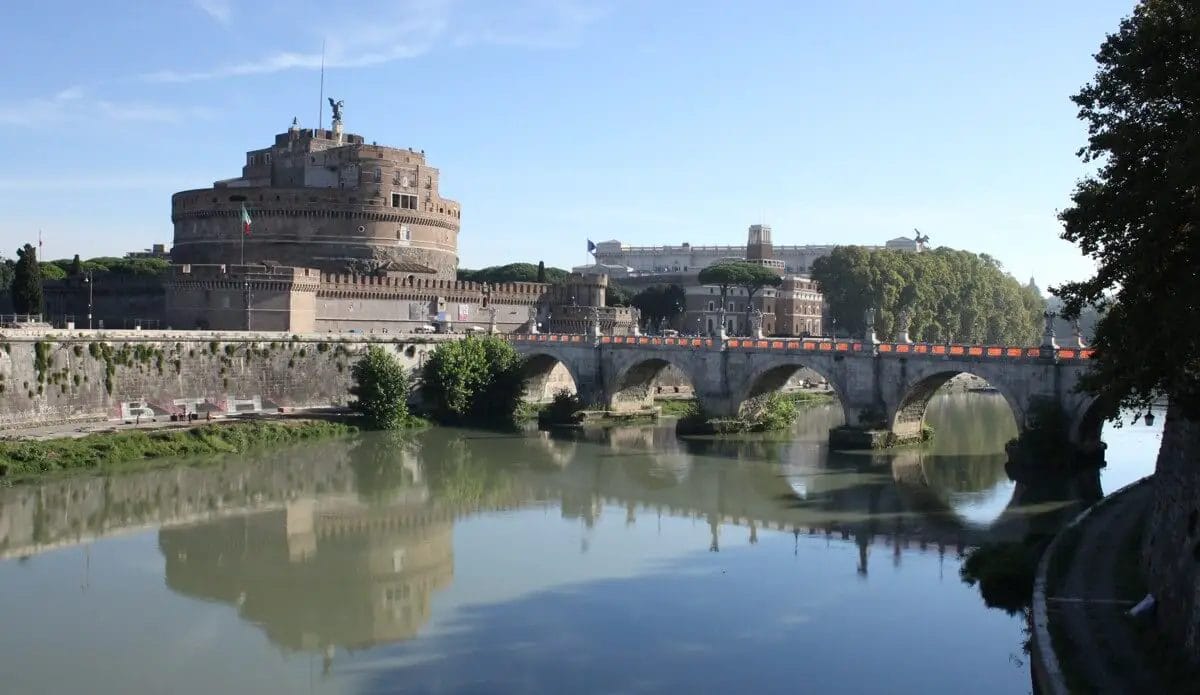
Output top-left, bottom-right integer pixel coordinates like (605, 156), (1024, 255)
(1054, 1), (1200, 667)
(350, 346), (412, 430)
(1053, 0), (1200, 417)
(11, 244), (43, 315)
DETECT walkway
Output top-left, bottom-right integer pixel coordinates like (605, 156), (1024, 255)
(1040, 481), (1166, 694)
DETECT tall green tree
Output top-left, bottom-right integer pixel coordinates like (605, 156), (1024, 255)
(698, 261), (782, 328)
(1053, 0), (1200, 417)
(68, 254), (83, 276)
(11, 244), (43, 315)
(811, 246), (1043, 344)
(1052, 1), (1200, 666)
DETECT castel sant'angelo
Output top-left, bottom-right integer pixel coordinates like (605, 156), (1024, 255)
(44, 104), (631, 335)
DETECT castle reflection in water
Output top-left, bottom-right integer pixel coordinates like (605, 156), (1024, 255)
(0, 396), (1101, 658)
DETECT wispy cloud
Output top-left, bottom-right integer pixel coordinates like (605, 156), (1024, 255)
(194, 0), (232, 24)
(0, 86), (213, 127)
(141, 0), (606, 83)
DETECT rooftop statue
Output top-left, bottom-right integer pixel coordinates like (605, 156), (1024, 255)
(328, 98), (344, 123)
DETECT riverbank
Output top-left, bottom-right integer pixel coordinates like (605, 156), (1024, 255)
(0, 417), (359, 482)
(1031, 477), (1197, 693)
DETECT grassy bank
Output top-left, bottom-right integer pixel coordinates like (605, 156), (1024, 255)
(0, 419), (358, 481)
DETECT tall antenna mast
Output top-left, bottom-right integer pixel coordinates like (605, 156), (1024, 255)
(317, 39), (326, 130)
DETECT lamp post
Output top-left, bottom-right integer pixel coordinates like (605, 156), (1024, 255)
(244, 280), (252, 331)
(84, 272), (93, 330)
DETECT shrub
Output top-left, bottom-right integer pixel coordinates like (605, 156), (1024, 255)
(540, 389), (583, 425)
(350, 346), (413, 430)
(422, 335), (526, 426)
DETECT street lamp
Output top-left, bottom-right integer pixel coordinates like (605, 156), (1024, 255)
(1144, 411), (1156, 427)
(84, 272), (93, 330)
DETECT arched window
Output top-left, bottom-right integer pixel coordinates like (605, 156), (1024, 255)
(708, 301), (715, 311)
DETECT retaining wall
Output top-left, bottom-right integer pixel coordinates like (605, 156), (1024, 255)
(0, 329), (454, 429)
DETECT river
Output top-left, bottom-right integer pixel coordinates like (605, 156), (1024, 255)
(0, 392), (1160, 694)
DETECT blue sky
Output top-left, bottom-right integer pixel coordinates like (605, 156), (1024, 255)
(0, 0), (1134, 289)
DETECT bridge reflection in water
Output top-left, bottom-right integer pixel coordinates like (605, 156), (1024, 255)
(0, 395), (1101, 663)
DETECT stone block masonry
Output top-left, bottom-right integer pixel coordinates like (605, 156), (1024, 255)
(0, 330), (456, 430)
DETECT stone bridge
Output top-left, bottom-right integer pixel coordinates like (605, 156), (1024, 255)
(511, 334), (1105, 451)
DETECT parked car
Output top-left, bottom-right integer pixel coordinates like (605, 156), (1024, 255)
(466, 326), (488, 334)
(413, 324), (437, 334)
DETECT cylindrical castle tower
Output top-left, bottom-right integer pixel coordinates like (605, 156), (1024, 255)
(171, 117), (461, 279)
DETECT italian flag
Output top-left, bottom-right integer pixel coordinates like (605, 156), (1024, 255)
(240, 203), (252, 236)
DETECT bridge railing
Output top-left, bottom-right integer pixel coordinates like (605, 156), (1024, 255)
(507, 333), (1095, 362)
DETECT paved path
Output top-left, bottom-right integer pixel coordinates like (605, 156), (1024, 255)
(0, 407), (351, 442)
(1047, 483), (1163, 694)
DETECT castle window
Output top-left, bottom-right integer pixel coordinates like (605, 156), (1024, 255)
(708, 301), (714, 311)
(391, 193), (401, 207)
(373, 169), (382, 183)
(425, 175), (432, 189)
(398, 194), (417, 210)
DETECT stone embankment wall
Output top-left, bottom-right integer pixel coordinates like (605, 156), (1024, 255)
(0, 330), (455, 429)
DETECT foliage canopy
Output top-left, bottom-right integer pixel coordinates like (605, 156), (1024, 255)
(11, 244), (43, 315)
(1052, 0), (1200, 416)
(811, 246), (1044, 344)
(350, 346), (413, 430)
(458, 263), (569, 285)
(629, 284), (686, 327)
(421, 335), (527, 425)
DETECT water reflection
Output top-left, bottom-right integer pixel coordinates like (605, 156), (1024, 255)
(0, 393), (1157, 694)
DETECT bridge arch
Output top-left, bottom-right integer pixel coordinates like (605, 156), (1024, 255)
(607, 355), (701, 414)
(1069, 393), (1117, 453)
(890, 367), (1024, 444)
(520, 352), (583, 404)
(737, 358), (850, 425)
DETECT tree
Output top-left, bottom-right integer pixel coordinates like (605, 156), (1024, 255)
(350, 346), (413, 430)
(69, 254), (82, 276)
(1052, 0), (1200, 417)
(1052, 1), (1200, 665)
(11, 244), (43, 315)
(536, 261), (546, 283)
(605, 281), (634, 307)
(0, 257), (13, 295)
(39, 263), (66, 280)
(422, 335), (527, 425)
(630, 284), (686, 329)
(698, 261), (783, 332)
(811, 246), (1043, 344)
(458, 263), (569, 285)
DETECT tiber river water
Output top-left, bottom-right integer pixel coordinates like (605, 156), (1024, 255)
(0, 392), (1161, 695)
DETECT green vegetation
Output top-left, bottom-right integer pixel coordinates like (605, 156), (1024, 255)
(458, 263), (569, 285)
(538, 389), (584, 426)
(811, 246), (1044, 344)
(629, 284), (686, 329)
(11, 243), (43, 315)
(0, 420), (358, 480)
(47, 255), (170, 278)
(421, 335), (526, 426)
(698, 261), (783, 325)
(605, 281), (634, 308)
(1052, 1), (1200, 417)
(39, 263), (66, 280)
(350, 346), (417, 430)
(675, 392), (799, 435)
